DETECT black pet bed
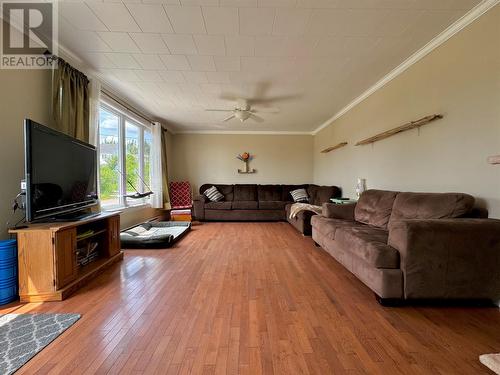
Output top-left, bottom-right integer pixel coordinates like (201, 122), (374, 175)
(120, 221), (191, 249)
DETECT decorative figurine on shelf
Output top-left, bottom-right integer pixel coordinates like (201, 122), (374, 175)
(355, 178), (366, 198)
(237, 152), (256, 174)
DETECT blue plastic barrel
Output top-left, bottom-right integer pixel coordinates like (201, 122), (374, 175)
(0, 239), (18, 305)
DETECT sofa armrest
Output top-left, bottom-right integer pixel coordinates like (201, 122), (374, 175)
(322, 203), (356, 221)
(193, 195), (207, 220)
(388, 219), (500, 300)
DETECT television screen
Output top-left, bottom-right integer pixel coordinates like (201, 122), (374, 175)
(25, 119), (99, 221)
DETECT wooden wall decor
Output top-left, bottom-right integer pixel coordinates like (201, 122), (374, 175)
(355, 114), (443, 146)
(488, 155), (500, 164)
(321, 142), (348, 153)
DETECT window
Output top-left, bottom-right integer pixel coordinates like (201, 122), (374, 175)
(98, 102), (152, 209)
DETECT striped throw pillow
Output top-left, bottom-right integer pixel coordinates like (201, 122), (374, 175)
(290, 188), (309, 203)
(204, 186), (224, 202)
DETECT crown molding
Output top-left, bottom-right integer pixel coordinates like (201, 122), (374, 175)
(175, 130), (313, 135)
(311, 0), (500, 136)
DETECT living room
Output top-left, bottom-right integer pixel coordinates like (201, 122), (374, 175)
(0, 0), (499, 374)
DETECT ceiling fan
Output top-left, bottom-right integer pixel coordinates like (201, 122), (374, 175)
(205, 98), (278, 123)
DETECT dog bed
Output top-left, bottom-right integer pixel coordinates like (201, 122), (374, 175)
(120, 221), (191, 249)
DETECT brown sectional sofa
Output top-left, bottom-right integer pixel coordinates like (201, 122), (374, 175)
(312, 189), (500, 304)
(194, 184), (340, 234)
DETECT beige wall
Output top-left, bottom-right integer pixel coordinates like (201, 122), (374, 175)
(313, 6), (500, 218)
(0, 68), (52, 238)
(169, 133), (314, 194)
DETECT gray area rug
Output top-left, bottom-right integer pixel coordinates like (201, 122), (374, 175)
(0, 313), (80, 375)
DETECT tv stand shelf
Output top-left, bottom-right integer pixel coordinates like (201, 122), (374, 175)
(9, 212), (123, 302)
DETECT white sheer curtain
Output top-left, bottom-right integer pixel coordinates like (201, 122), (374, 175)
(88, 78), (101, 146)
(151, 122), (164, 208)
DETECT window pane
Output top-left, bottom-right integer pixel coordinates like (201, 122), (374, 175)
(99, 109), (120, 207)
(143, 129), (152, 191)
(125, 121), (140, 203)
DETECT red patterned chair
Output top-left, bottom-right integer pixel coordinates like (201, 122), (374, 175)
(169, 181), (193, 221)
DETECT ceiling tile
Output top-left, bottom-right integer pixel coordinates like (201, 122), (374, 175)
(296, 0), (340, 8)
(59, 2), (108, 31)
(282, 36), (319, 56)
(273, 8), (311, 36)
(254, 36), (287, 56)
(194, 35), (226, 55)
(143, 0), (180, 3)
(104, 53), (141, 69)
(181, 0), (218, 5)
(162, 34), (197, 54)
(98, 32), (140, 53)
(133, 54), (166, 70)
(160, 54), (191, 70)
(164, 6), (207, 34)
(239, 8), (275, 36)
(214, 56), (240, 71)
(126, 4), (174, 33)
(206, 71), (231, 83)
(87, 3), (140, 32)
(109, 69), (141, 82)
(202, 7), (239, 35)
(220, 0), (258, 6)
(130, 33), (170, 53)
(188, 55), (217, 71)
(158, 70), (186, 83)
(258, 0), (297, 7)
(225, 36), (255, 56)
(84, 53), (116, 69)
(58, 21), (112, 53)
(183, 71), (209, 83)
(134, 70), (163, 82)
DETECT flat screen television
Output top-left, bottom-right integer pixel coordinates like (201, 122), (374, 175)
(24, 119), (99, 222)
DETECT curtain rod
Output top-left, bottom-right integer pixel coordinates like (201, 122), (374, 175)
(101, 89), (155, 124)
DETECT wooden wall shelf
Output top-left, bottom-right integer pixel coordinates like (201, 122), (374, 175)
(321, 142), (348, 153)
(355, 114), (443, 146)
(488, 155), (500, 164)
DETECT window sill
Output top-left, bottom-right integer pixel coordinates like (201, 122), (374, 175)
(101, 203), (152, 213)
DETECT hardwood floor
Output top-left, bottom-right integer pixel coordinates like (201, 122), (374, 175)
(2, 222), (499, 374)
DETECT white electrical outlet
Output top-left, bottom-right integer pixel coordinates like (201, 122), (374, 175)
(20, 180), (26, 191)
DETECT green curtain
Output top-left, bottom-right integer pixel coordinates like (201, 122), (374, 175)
(161, 129), (171, 209)
(52, 58), (90, 142)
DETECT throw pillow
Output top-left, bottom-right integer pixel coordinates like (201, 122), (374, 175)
(290, 188), (309, 203)
(204, 186), (224, 202)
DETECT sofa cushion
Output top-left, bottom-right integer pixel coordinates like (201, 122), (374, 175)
(232, 201), (258, 210)
(259, 201), (287, 210)
(355, 190), (399, 229)
(282, 184), (308, 201)
(311, 215), (364, 241)
(205, 201), (232, 210)
(389, 192), (475, 227)
(309, 185), (339, 206)
(258, 185), (282, 201)
(234, 185), (257, 201)
(335, 226), (400, 269)
(199, 184), (234, 201)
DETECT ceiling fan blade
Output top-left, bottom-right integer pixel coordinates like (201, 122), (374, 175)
(205, 109), (233, 112)
(251, 107), (280, 114)
(220, 93), (238, 102)
(248, 94), (300, 105)
(252, 81), (271, 100)
(249, 114), (264, 123)
(223, 114), (236, 122)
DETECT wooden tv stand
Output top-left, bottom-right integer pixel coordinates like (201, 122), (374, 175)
(9, 212), (123, 302)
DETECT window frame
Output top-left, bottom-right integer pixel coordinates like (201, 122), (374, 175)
(98, 99), (152, 210)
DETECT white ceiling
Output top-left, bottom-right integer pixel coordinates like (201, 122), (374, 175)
(57, 0), (482, 133)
